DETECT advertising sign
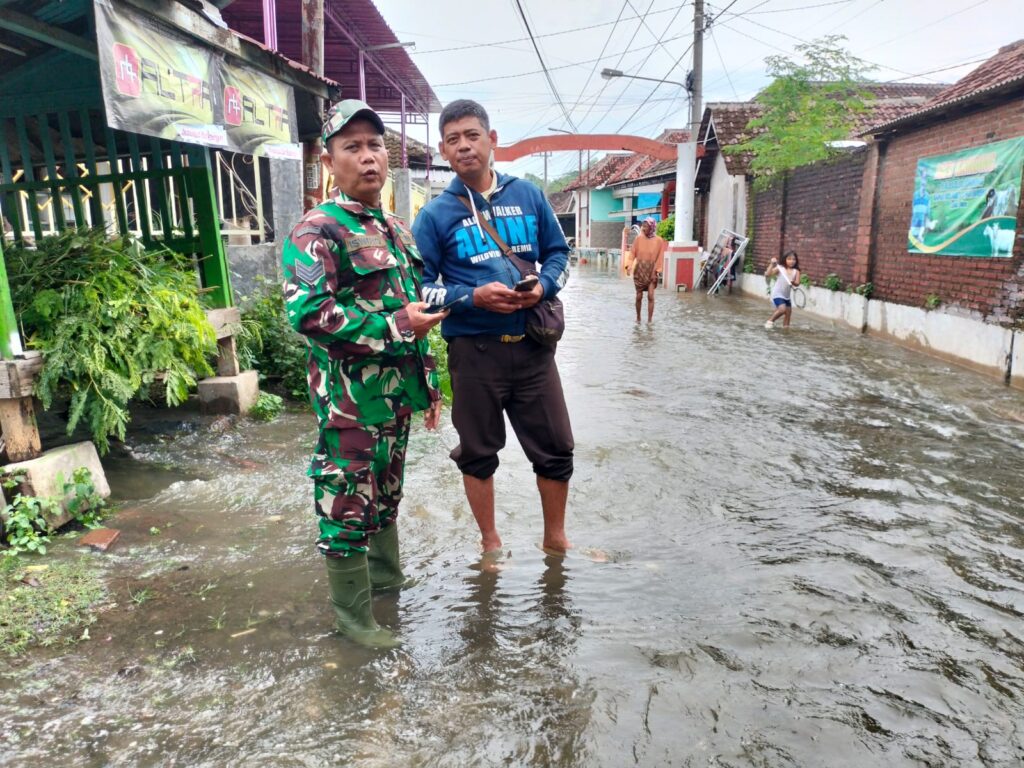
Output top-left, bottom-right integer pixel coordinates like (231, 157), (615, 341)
(908, 137), (1023, 257)
(95, 0), (299, 157)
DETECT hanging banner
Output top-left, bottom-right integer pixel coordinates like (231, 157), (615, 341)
(908, 136), (1024, 258)
(219, 61), (301, 159)
(94, 0), (299, 157)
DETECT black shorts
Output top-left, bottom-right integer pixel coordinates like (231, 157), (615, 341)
(447, 336), (574, 482)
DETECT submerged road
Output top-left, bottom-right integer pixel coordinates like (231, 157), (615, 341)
(3, 266), (1024, 767)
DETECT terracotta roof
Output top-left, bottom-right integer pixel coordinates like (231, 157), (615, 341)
(864, 39), (1024, 135)
(547, 190), (574, 215)
(565, 129), (690, 190)
(701, 82), (948, 174)
(383, 129), (430, 168)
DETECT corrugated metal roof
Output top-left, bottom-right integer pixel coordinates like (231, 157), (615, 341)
(221, 0), (440, 115)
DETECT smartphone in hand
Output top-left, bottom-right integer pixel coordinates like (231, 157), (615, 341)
(513, 275), (539, 292)
(424, 295), (468, 314)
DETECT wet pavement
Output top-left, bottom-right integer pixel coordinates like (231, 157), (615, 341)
(3, 266), (1024, 767)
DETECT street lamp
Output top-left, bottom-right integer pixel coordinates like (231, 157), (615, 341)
(359, 41), (416, 102)
(597, 68), (696, 246)
(600, 68), (686, 90)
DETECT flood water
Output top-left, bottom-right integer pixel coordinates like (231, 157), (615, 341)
(3, 266), (1024, 767)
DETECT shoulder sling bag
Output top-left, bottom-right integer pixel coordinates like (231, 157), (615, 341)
(456, 195), (565, 347)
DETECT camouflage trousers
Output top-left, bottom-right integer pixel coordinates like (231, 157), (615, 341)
(309, 415), (411, 558)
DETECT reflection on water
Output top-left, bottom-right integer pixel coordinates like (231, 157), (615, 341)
(3, 267), (1024, 766)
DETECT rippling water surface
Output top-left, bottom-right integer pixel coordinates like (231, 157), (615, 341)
(3, 267), (1024, 767)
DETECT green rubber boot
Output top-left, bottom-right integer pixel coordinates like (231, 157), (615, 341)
(324, 553), (400, 648)
(367, 523), (417, 591)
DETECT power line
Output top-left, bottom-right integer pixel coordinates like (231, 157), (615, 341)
(858, 0), (993, 55)
(407, 5), (683, 55)
(566, 0), (629, 123)
(581, 2), (691, 131)
(512, 0), (577, 130)
(434, 32), (689, 87)
(577, 2), (689, 129)
(625, 0), (680, 62)
(613, 38), (696, 133)
(709, 28), (739, 99)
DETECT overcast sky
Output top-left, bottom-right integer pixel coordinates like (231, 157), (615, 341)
(374, 0), (1024, 180)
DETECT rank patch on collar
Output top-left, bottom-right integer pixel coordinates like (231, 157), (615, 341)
(294, 260), (325, 285)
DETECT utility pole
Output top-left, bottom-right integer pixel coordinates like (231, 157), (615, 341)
(542, 152), (549, 195)
(301, 0), (325, 211)
(691, 0), (704, 135)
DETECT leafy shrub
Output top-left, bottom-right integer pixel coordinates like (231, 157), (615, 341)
(7, 229), (216, 453)
(854, 282), (874, 298)
(249, 392), (284, 421)
(800, 274), (811, 287)
(428, 326), (452, 404)
(236, 279), (309, 400)
(655, 216), (675, 241)
(823, 273), (843, 291)
(925, 294), (942, 310)
(1, 468), (106, 556)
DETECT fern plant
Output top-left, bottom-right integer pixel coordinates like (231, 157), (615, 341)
(7, 229), (216, 453)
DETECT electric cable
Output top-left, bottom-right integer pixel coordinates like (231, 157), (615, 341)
(565, 0), (630, 123)
(580, 2), (690, 131)
(512, 0), (578, 130)
(406, 5), (683, 55)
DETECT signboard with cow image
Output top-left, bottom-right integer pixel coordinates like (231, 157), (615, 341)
(908, 136), (1023, 258)
(95, 0), (299, 158)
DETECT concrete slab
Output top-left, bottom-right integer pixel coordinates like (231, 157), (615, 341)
(3, 442), (111, 531)
(198, 369), (259, 415)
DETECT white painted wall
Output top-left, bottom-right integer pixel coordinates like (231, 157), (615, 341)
(705, 155), (748, 255)
(739, 275), (1015, 381)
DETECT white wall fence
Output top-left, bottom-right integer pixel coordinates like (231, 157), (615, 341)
(739, 274), (1023, 389)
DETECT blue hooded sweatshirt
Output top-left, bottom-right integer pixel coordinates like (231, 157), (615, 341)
(412, 172), (569, 338)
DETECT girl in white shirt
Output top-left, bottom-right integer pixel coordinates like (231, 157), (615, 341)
(765, 250), (801, 329)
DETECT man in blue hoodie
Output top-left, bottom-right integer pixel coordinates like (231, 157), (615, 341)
(413, 99), (573, 556)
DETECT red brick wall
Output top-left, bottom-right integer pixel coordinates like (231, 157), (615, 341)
(871, 100), (1024, 321)
(782, 150), (868, 286)
(751, 184), (783, 271)
(749, 151), (867, 284)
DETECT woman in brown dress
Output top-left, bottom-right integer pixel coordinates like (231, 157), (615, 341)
(628, 218), (666, 322)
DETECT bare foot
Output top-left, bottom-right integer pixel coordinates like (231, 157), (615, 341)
(480, 535), (502, 555)
(537, 538), (573, 557)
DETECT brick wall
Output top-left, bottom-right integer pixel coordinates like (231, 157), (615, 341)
(744, 97), (1024, 323)
(871, 100), (1024, 321)
(783, 150), (868, 286)
(591, 221), (624, 249)
(749, 151), (867, 285)
(751, 184), (783, 271)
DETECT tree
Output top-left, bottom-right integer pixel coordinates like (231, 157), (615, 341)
(726, 36), (874, 189)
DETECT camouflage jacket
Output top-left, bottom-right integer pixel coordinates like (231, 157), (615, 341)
(282, 189), (440, 429)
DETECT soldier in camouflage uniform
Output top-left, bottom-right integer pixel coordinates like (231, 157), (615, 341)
(282, 99), (446, 648)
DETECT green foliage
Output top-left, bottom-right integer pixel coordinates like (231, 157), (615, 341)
(236, 279), (309, 400)
(0, 555), (106, 656)
(7, 229), (216, 453)
(854, 282), (874, 298)
(249, 392), (284, 421)
(725, 36), (873, 189)
(656, 216), (675, 241)
(744, 259), (756, 274)
(823, 273), (844, 291)
(427, 325), (452, 404)
(525, 170), (581, 194)
(1, 468), (106, 556)
(924, 294), (942, 310)
(800, 273), (811, 287)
